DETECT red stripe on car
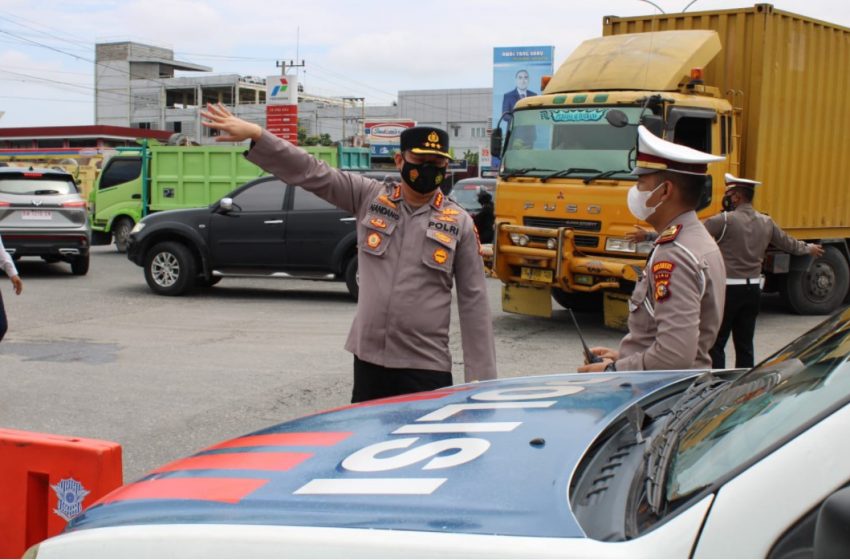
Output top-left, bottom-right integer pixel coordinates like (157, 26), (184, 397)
(98, 478), (268, 505)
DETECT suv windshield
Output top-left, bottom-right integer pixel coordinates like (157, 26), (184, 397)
(666, 308), (850, 501)
(502, 106), (641, 178)
(0, 177), (78, 195)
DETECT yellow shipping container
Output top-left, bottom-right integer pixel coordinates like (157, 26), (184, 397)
(604, 3), (850, 238)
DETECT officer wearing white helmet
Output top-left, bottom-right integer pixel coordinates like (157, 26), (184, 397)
(703, 173), (824, 368)
(579, 126), (726, 372)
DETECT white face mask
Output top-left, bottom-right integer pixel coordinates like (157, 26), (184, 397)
(627, 181), (666, 221)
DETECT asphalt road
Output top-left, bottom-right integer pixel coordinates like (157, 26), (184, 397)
(0, 246), (827, 482)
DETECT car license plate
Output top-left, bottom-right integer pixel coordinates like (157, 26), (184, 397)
(21, 210), (53, 220)
(520, 267), (553, 283)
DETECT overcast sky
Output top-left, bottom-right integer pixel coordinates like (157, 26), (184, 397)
(0, 0), (847, 127)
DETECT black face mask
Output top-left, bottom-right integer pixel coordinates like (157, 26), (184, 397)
(401, 159), (446, 194)
(722, 194), (735, 212)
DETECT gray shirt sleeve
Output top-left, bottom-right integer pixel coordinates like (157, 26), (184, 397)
(245, 130), (375, 214)
(703, 213), (724, 239)
(453, 223), (497, 382)
(0, 235), (18, 278)
(768, 219), (809, 256)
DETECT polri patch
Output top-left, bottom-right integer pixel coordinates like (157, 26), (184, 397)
(433, 248), (449, 264)
(652, 261), (675, 302)
(367, 232), (383, 249)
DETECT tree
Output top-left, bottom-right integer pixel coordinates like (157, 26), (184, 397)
(463, 149), (479, 166)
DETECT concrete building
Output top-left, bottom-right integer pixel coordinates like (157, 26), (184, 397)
(93, 41), (493, 158)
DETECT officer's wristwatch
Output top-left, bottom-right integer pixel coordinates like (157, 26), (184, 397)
(604, 361), (617, 372)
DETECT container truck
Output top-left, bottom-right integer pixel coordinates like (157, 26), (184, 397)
(89, 141), (370, 252)
(491, 3), (850, 327)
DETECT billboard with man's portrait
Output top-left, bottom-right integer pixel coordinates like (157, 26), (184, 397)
(491, 46), (554, 169)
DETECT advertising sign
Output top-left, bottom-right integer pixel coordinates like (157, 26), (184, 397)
(492, 46), (554, 167)
(266, 74), (298, 106)
(364, 120), (416, 158)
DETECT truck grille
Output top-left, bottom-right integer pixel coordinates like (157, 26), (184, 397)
(523, 217), (602, 232)
(574, 235), (599, 248)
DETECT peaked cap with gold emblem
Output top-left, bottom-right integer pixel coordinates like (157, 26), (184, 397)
(400, 126), (451, 159)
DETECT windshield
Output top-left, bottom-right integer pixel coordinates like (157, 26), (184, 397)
(502, 106), (641, 178)
(0, 177), (78, 195)
(666, 309), (850, 501)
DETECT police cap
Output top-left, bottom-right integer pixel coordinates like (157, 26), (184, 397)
(633, 125), (724, 176)
(400, 126), (451, 159)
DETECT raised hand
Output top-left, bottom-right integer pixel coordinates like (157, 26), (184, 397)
(200, 103), (263, 143)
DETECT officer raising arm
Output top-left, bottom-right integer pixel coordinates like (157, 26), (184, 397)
(200, 104), (497, 402)
(579, 126), (726, 373)
(704, 174), (823, 369)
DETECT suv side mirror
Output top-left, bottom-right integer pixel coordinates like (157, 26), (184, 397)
(814, 486), (850, 558)
(490, 128), (503, 159)
(219, 197), (234, 212)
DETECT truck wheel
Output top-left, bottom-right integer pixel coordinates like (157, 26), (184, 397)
(344, 256), (359, 301)
(144, 241), (196, 296)
(551, 288), (602, 312)
(113, 217), (134, 254)
(70, 254), (90, 276)
(782, 246), (849, 315)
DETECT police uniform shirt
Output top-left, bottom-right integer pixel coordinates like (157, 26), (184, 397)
(0, 235), (17, 278)
(703, 202), (810, 279)
(616, 210), (726, 371)
(246, 131), (497, 381)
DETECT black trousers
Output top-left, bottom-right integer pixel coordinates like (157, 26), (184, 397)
(709, 284), (761, 369)
(352, 356), (453, 403)
(0, 289), (7, 343)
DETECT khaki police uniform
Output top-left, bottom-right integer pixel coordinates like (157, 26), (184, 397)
(245, 131), (497, 383)
(703, 181), (814, 368)
(616, 210), (726, 371)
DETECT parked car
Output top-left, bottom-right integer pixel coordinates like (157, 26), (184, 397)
(28, 307), (850, 558)
(126, 176), (359, 299)
(450, 177), (496, 216)
(0, 167), (90, 275)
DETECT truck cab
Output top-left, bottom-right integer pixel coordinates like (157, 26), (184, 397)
(493, 30), (736, 325)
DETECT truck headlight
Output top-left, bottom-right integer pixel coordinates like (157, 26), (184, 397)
(546, 238), (557, 250)
(605, 237), (636, 253)
(510, 233), (530, 247)
(130, 222), (146, 234)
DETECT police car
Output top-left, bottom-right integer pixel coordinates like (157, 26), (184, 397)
(30, 309), (850, 558)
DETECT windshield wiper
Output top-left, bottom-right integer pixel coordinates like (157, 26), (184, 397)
(540, 168), (601, 183)
(643, 371), (729, 515)
(583, 169), (634, 185)
(500, 167), (555, 179)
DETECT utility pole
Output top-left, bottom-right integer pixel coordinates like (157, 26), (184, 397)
(341, 96), (365, 146)
(276, 59), (305, 76)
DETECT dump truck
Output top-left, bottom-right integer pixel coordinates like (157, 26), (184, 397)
(90, 141), (370, 252)
(491, 3), (850, 327)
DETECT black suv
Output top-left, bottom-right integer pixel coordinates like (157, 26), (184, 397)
(127, 176), (358, 299)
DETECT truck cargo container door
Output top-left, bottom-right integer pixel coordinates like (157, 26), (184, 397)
(208, 178), (287, 268)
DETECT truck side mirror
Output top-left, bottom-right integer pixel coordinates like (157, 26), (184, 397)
(605, 109), (629, 128)
(814, 486), (850, 558)
(640, 115), (664, 137)
(490, 128), (503, 159)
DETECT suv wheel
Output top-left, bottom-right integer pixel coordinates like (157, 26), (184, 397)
(113, 217), (134, 253)
(344, 256), (359, 301)
(70, 254), (90, 276)
(144, 241), (196, 296)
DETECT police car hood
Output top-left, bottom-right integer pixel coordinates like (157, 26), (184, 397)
(67, 372), (694, 539)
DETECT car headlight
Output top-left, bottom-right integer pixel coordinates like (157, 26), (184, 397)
(509, 233), (530, 247)
(130, 222), (146, 234)
(605, 237), (636, 253)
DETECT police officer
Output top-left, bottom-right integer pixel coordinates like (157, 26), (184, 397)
(200, 104), (497, 402)
(579, 126), (726, 372)
(704, 173), (824, 369)
(473, 190), (495, 244)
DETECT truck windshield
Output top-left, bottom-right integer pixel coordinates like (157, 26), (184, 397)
(665, 308), (850, 502)
(502, 107), (642, 178)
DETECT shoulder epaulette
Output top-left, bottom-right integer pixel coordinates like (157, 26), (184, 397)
(656, 224), (682, 245)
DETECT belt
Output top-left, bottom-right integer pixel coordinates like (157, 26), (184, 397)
(726, 277), (762, 286)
